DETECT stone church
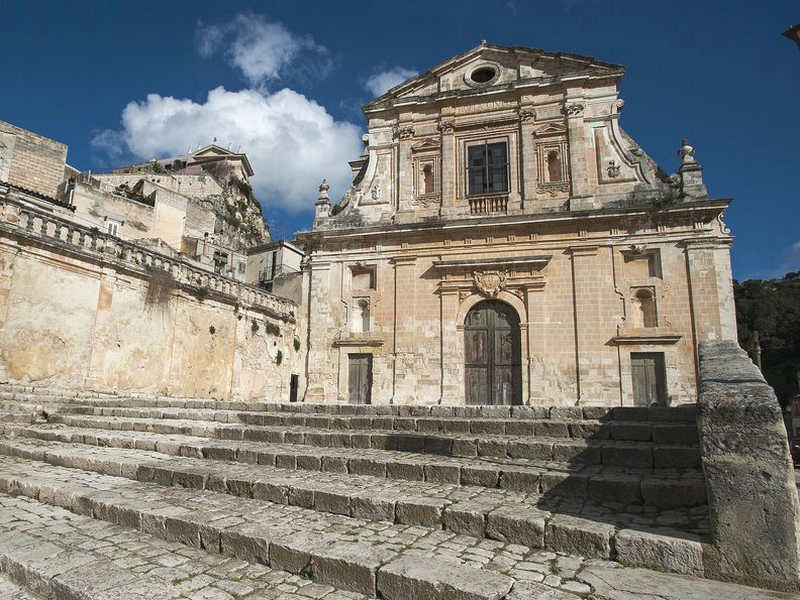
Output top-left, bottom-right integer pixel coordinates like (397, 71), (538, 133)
(300, 42), (735, 407)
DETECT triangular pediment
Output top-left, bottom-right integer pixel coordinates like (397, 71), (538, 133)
(532, 121), (567, 136)
(411, 138), (441, 152)
(365, 43), (624, 111)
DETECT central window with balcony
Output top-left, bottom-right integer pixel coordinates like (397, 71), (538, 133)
(466, 141), (508, 196)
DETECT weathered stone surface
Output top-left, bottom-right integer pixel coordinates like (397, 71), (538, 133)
(698, 341), (800, 591)
(546, 515), (614, 558)
(376, 555), (514, 600)
(486, 505), (547, 548)
(615, 528), (704, 576)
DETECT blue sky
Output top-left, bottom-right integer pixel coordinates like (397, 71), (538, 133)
(1, 1), (798, 280)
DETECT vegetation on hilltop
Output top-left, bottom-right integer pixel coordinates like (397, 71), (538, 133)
(735, 272), (800, 406)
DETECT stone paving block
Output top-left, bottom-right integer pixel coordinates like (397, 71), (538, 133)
(351, 493), (395, 522)
(386, 460), (424, 481)
(500, 467), (541, 493)
(443, 501), (488, 537)
(546, 515), (614, 558)
(614, 528), (704, 576)
(311, 541), (394, 597)
(461, 465), (500, 488)
(376, 555), (514, 600)
(396, 496), (444, 527)
(486, 505), (547, 548)
(588, 473), (642, 505)
(641, 476), (707, 509)
(220, 525), (270, 565)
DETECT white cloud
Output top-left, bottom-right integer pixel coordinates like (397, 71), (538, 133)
(364, 67), (418, 98)
(197, 14), (330, 87)
(92, 86), (362, 213)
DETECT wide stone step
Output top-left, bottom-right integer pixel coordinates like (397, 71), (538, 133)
(0, 490), (372, 600)
(52, 395), (697, 421)
(0, 454), (716, 590)
(56, 403), (701, 444)
(45, 413), (701, 470)
(5, 424), (707, 509)
(0, 437), (710, 545)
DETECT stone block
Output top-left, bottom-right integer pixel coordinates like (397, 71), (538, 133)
(442, 501), (488, 537)
(349, 457), (387, 478)
(486, 505), (547, 548)
(376, 555), (514, 600)
(351, 493), (395, 522)
(601, 444), (652, 468)
(608, 422), (652, 441)
(386, 460), (424, 481)
(424, 463), (460, 484)
(396, 497), (443, 527)
(641, 476), (707, 509)
(312, 541), (393, 597)
(476, 439), (507, 458)
(508, 440), (552, 460)
(220, 525), (270, 564)
(587, 473), (642, 505)
(614, 528), (703, 576)
(653, 446), (700, 469)
(500, 467), (541, 493)
(314, 490), (351, 516)
(652, 423), (699, 445)
(546, 514), (614, 558)
(460, 465), (500, 487)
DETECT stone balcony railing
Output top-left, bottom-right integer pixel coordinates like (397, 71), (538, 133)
(468, 194), (508, 215)
(0, 189), (296, 322)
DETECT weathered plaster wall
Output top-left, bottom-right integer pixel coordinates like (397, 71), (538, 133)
(0, 197), (303, 402)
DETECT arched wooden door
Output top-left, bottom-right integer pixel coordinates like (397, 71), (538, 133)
(464, 300), (522, 405)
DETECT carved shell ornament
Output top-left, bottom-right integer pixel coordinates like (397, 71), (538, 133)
(473, 270), (507, 297)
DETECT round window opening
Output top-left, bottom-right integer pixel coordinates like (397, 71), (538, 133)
(470, 66), (496, 84)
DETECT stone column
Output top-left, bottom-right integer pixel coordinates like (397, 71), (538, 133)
(683, 240), (737, 346)
(518, 108), (537, 210)
(563, 101), (594, 210)
(391, 256), (417, 403)
(439, 287), (461, 403)
(438, 113), (457, 219)
(305, 259), (334, 402)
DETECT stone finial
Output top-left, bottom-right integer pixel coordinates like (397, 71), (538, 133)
(678, 139), (696, 164)
(316, 179), (330, 205)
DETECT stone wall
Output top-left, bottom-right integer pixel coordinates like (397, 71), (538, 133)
(0, 120), (68, 198)
(0, 190), (304, 402)
(698, 341), (800, 591)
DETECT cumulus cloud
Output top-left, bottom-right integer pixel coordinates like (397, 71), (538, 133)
(197, 14), (331, 87)
(364, 67), (418, 98)
(92, 86), (362, 212)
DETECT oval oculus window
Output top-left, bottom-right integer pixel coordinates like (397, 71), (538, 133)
(470, 66), (497, 84)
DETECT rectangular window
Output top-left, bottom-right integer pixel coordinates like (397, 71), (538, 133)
(467, 141), (508, 196)
(106, 221), (119, 236)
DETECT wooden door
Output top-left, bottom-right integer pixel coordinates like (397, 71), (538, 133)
(348, 354), (372, 405)
(464, 300), (521, 405)
(631, 352), (666, 406)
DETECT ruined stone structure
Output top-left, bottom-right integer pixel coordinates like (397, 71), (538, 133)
(302, 43), (735, 407)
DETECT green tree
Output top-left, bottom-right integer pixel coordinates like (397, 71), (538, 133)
(735, 271), (800, 406)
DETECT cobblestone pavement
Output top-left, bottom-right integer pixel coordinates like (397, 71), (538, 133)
(0, 574), (44, 599)
(0, 456), (795, 599)
(0, 494), (368, 600)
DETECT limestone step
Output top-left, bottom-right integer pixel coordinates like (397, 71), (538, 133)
(4, 423), (707, 509)
(0, 437), (709, 543)
(0, 453), (709, 592)
(56, 403), (701, 445)
(44, 413), (702, 470)
(0, 490), (372, 600)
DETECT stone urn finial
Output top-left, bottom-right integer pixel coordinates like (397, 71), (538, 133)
(678, 139), (696, 164)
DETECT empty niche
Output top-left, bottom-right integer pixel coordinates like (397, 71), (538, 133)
(623, 249), (662, 280)
(422, 164), (434, 194)
(351, 265), (376, 290)
(631, 287), (657, 328)
(547, 150), (562, 182)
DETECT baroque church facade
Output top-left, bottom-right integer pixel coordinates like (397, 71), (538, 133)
(300, 43), (736, 407)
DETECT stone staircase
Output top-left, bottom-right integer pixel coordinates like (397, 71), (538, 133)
(0, 384), (786, 600)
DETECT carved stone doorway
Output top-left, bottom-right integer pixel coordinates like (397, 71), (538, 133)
(631, 352), (666, 406)
(464, 300), (522, 405)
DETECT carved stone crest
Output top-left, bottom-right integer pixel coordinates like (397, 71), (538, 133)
(607, 160), (621, 178)
(437, 120), (455, 133)
(562, 103), (585, 118)
(395, 126), (414, 140)
(518, 108), (535, 122)
(473, 270), (507, 297)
